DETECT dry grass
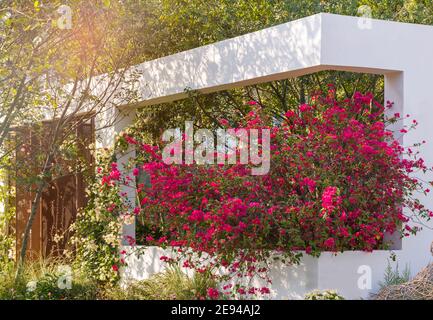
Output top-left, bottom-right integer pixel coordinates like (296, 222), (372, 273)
(104, 266), (218, 300)
(374, 263), (433, 300)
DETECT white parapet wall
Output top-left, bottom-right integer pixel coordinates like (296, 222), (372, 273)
(121, 246), (401, 299)
(97, 13), (433, 299)
(120, 246), (318, 299)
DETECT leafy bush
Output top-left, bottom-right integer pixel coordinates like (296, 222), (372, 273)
(25, 270), (97, 300)
(70, 148), (123, 284)
(0, 258), (97, 300)
(0, 167), (14, 273)
(0, 232), (13, 272)
(304, 290), (345, 300)
(0, 263), (26, 300)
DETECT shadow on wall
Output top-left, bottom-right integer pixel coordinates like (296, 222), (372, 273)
(135, 15), (322, 105)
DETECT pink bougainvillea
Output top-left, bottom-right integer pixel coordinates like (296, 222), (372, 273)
(103, 88), (433, 297)
(207, 287), (220, 299)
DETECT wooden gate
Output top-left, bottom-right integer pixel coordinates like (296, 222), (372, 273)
(15, 118), (94, 259)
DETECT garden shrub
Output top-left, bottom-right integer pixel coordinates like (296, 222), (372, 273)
(70, 149), (124, 284)
(0, 258), (98, 300)
(304, 290), (344, 300)
(96, 88), (433, 297)
(24, 270), (97, 300)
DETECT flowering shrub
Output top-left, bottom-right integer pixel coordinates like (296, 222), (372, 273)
(71, 149), (125, 284)
(100, 88), (432, 297)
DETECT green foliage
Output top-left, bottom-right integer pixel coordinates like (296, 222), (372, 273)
(105, 266), (218, 300)
(1, 259), (217, 300)
(25, 270), (97, 300)
(360, 0), (433, 25)
(151, 0), (433, 58)
(70, 149), (123, 284)
(304, 290), (345, 300)
(1, 0), (141, 271)
(124, 0), (362, 62)
(379, 261), (411, 289)
(0, 258), (98, 300)
(0, 164), (14, 271)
